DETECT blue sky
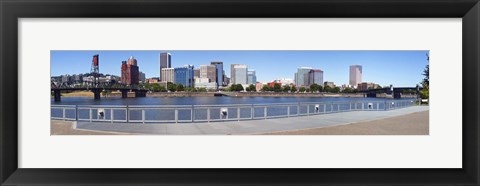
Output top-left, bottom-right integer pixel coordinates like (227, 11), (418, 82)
(51, 50), (428, 87)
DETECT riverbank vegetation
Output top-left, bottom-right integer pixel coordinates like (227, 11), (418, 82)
(420, 64), (429, 99)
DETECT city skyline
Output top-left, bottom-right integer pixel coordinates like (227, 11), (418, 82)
(51, 50), (429, 87)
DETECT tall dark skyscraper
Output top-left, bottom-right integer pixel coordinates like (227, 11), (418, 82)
(121, 56), (140, 85)
(160, 52), (171, 81)
(210, 61), (224, 88)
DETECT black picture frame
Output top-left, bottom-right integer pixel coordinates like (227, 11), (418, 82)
(1, 0), (479, 185)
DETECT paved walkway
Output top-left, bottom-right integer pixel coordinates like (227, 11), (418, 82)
(262, 111), (428, 135)
(73, 106), (429, 135)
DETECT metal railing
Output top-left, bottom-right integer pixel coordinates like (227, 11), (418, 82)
(51, 99), (416, 123)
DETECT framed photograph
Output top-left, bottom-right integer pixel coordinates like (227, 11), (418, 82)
(1, 0), (479, 185)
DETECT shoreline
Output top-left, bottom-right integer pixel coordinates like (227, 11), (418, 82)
(57, 91), (418, 98)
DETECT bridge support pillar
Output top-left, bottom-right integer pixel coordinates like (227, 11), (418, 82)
(92, 89), (101, 100)
(393, 91), (402, 99)
(53, 90), (61, 102)
(121, 90), (129, 98)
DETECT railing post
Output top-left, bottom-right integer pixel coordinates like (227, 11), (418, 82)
(175, 109), (178, 123)
(264, 106), (267, 119)
(337, 104), (340, 112)
(89, 108), (92, 123)
(349, 103), (351, 111)
(62, 107), (66, 121)
(142, 109), (145, 124)
(237, 107), (240, 121)
(377, 102), (379, 110)
(207, 108), (210, 123)
(251, 104), (254, 119)
(111, 109), (114, 123)
(297, 103), (300, 116)
(307, 104), (310, 115)
(324, 104), (326, 113)
(330, 104), (333, 113)
(362, 102), (364, 110)
(75, 105), (78, 121)
(191, 105), (195, 123)
(287, 106), (290, 117)
(126, 105), (129, 123)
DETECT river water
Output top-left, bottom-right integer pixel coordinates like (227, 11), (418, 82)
(51, 96), (414, 106)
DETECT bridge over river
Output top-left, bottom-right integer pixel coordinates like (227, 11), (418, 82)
(358, 85), (422, 99)
(51, 83), (148, 101)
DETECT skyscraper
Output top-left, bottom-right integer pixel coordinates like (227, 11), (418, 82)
(174, 65), (194, 87)
(121, 57), (140, 85)
(200, 65), (217, 83)
(308, 69), (323, 86)
(349, 65), (362, 88)
(210, 61), (224, 88)
(138, 71), (146, 83)
(160, 52), (171, 81)
(161, 68), (175, 83)
(128, 56), (137, 66)
(230, 64), (236, 84)
(232, 64), (248, 85)
(247, 70), (257, 85)
(193, 68), (200, 79)
(295, 67), (312, 87)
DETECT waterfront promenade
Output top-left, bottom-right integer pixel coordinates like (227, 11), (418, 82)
(53, 106), (429, 135)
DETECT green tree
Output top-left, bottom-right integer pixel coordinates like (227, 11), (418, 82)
(299, 87), (306, 93)
(186, 87), (196, 92)
(158, 86), (167, 92)
(283, 85), (291, 92)
(198, 88), (207, 92)
(324, 86), (332, 93)
(342, 87), (352, 93)
(309, 83), (322, 93)
(291, 86), (297, 92)
(333, 87), (340, 93)
(273, 83), (282, 92)
(248, 84), (256, 92)
(422, 64), (429, 87)
(142, 83), (152, 91)
(167, 82), (176, 92)
(231, 84), (244, 92)
(261, 85), (271, 92)
(419, 64), (429, 99)
(151, 83), (161, 92)
(176, 84), (185, 92)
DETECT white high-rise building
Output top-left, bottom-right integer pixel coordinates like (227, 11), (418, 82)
(161, 68), (175, 83)
(231, 64), (248, 85)
(295, 67), (312, 87)
(247, 70), (256, 85)
(349, 65), (362, 88)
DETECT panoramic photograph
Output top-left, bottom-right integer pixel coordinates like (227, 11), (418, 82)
(50, 50), (430, 135)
